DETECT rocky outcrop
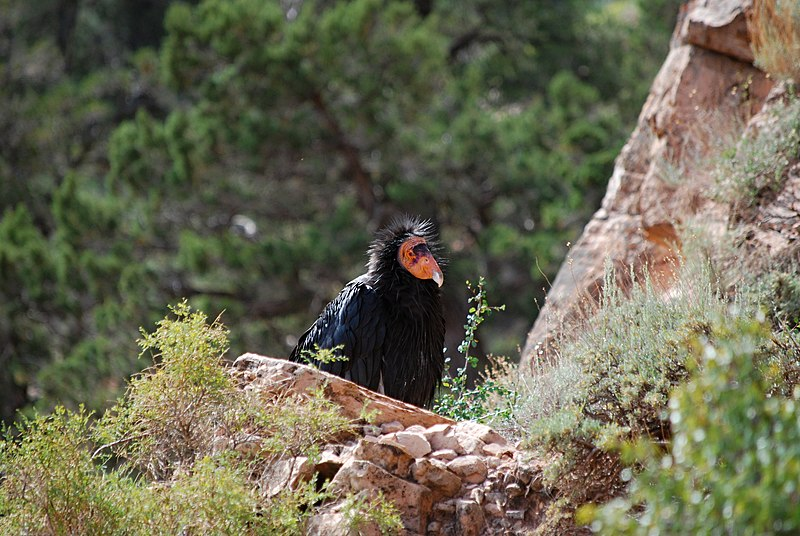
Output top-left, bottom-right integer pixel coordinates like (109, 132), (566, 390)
(521, 0), (776, 370)
(232, 354), (547, 535)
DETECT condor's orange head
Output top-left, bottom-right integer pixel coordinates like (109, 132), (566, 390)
(397, 236), (444, 287)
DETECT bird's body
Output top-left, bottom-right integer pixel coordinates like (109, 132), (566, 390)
(289, 216), (445, 408)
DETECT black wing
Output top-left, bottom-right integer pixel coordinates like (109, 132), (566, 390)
(289, 276), (386, 391)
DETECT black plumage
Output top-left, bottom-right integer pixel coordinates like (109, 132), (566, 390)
(289, 216), (446, 408)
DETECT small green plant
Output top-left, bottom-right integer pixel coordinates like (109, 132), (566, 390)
(300, 344), (348, 365)
(126, 454), (273, 534)
(341, 490), (404, 535)
(523, 258), (731, 457)
(750, 0), (800, 82)
(96, 300), (239, 478)
(434, 277), (517, 422)
(713, 92), (800, 214)
(590, 315), (800, 534)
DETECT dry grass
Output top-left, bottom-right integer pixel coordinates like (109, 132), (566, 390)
(749, 0), (800, 81)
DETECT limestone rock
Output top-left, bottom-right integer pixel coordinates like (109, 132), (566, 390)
(411, 458), (463, 502)
(233, 354), (453, 429)
(355, 436), (414, 478)
(331, 459), (433, 533)
(447, 456), (488, 484)
(388, 431), (433, 459)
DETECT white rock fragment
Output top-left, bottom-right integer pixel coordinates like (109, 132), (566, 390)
(447, 455), (488, 484)
(379, 420), (404, 434)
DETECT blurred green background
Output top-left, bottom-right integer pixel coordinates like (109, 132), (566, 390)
(0, 0), (680, 422)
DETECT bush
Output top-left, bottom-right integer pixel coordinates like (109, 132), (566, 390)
(2, 302), (401, 534)
(749, 0), (800, 82)
(713, 91), (800, 215)
(520, 258), (733, 477)
(0, 406), (127, 535)
(591, 315), (800, 534)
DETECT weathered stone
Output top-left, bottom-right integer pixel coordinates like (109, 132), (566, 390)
(260, 456), (313, 497)
(485, 492), (506, 506)
(507, 510), (525, 520)
(684, 0), (754, 62)
(306, 495), (387, 536)
(454, 421), (508, 446)
(429, 449), (459, 461)
(482, 442), (515, 458)
(411, 458), (462, 502)
(447, 456), (488, 484)
(454, 431), (486, 456)
(506, 483), (524, 498)
(232, 353), (454, 429)
(355, 436), (413, 478)
(314, 446), (347, 481)
(380, 420), (404, 434)
(469, 487), (485, 505)
(331, 459), (433, 533)
(424, 424), (464, 454)
(305, 512), (351, 536)
(362, 424), (382, 437)
(484, 503), (504, 517)
(455, 499), (486, 536)
(381, 431), (432, 459)
(485, 457), (503, 469)
(434, 500), (456, 515)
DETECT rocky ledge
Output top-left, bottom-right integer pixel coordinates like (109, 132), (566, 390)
(232, 354), (548, 535)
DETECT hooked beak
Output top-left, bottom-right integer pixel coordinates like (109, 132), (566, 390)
(431, 268), (444, 287)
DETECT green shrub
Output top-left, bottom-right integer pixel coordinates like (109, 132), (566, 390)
(750, 0), (800, 82)
(590, 315), (800, 534)
(96, 300), (239, 478)
(2, 301), (396, 534)
(522, 258), (733, 474)
(0, 406), (127, 535)
(341, 490), (404, 535)
(713, 92), (800, 214)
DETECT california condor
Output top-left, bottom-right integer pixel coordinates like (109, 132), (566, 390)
(289, 216), (446, 408)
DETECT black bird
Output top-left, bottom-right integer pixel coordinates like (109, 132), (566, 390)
(289, 216), (446, 408)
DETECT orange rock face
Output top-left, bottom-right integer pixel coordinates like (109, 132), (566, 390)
(521, 0), (775, 370)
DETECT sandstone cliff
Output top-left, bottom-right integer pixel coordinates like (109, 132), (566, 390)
(521, 0), (788, 371)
